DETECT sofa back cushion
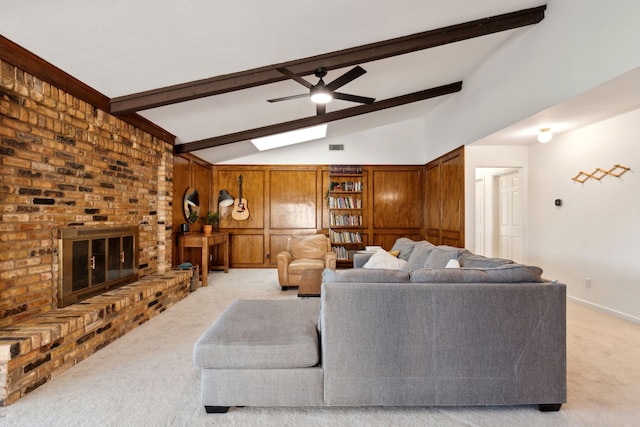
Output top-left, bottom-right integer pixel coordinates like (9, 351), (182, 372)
(423, 245), (468, 268)
(390, 237), (418, 261)
(410, 264), (544, 283)
(402, 240), (436, 270)
(288, 234), (329, 260)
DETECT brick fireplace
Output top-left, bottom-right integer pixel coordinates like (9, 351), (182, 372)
(1, 51), (185, 405)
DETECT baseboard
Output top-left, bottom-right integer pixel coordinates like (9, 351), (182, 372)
(567, 295), (640, 324)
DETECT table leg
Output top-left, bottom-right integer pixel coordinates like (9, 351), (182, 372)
(201, 243), (209, 286)
(223, 239), (229, 273)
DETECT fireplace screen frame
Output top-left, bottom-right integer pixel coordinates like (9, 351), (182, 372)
(57, 226), (139, 307)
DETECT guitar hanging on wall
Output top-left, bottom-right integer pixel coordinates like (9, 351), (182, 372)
(232, 175), (250, 220)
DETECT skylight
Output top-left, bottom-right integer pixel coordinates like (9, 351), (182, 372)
(250, 124), (327, 151)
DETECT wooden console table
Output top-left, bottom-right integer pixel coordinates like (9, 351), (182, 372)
(178, 232), (229, 286)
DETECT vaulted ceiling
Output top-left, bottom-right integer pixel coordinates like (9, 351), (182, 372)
(5, 0), (621, 164)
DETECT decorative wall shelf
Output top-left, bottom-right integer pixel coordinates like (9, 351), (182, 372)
(572, 164), (630, 183)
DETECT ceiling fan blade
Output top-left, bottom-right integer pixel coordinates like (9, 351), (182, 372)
(316, 103), (326, 116)
(276, 67), (314, 89)
(325, 66), (367, 91)
(333, 92), (376, 104)
(267, 93), (309, 103)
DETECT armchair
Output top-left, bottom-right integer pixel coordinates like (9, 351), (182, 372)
(276, 234), (337, 290)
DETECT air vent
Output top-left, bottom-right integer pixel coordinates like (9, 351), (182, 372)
(329, 144), (344, 151)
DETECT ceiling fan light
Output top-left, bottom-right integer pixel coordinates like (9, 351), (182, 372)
(537, 128), (553, 143)
(310, 87), (332, 104)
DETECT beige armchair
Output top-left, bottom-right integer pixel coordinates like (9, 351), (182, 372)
(276, 234), (337, 290)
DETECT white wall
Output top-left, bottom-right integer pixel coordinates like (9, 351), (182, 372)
(217, 117), (427, 165)
(424, 0), (640, 160)
(464, 145), (529, 253)
(527, 108), (640, 322)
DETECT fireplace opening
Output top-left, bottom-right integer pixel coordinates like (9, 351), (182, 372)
(58, 226), (139, 307)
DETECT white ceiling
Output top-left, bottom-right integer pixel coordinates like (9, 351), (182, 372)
(2, 0), (638, 163)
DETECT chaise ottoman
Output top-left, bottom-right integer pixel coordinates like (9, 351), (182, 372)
(193, 299), (323, 412)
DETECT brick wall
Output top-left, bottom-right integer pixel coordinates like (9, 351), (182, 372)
(0, 59), (174, 328)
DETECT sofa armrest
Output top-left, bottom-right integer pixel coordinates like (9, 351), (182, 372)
(323, 251), (337, 269)
(352, 252), (373, 268)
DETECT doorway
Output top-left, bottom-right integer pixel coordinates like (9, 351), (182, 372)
(474, 168), (523, 263)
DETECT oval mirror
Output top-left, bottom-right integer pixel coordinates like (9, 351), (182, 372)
(183, 187), (200, 223)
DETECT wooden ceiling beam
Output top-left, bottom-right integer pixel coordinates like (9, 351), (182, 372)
(174, 81), (462, 154)
(112, 6), (545, 115)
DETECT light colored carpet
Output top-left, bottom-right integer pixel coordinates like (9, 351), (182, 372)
(1, 268), (639, 426)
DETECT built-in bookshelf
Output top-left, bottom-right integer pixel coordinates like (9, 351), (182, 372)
(328, 165), (364, 266)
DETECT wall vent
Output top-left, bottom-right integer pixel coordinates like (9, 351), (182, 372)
(329, 144), (344, 151)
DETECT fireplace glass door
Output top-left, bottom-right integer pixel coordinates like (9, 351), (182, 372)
(59, 226), (139, 307)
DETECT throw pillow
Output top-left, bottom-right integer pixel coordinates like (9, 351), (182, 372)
(363, 249), (408, 270)
(445, 259), (460, 268)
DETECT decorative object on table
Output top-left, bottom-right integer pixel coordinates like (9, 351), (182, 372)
(200, 210), (220, 234)
(180, 223), (190, 233)
(232, 175), (250, 220)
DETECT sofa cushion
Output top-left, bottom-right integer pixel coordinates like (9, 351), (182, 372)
(363, 249), (408, 270)
(390, 237), (417, 261)
(423, 246), (467, 268)
(288, 258), (326, 273)
(410, 264), (544, 283)
(193, 299), (320, 369)
(403, 240), (436, 270)
(322, 267), (410, 283)
(458, 252), (514, 268)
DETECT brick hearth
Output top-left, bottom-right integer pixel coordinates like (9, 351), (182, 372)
(0, 269), (191, 406)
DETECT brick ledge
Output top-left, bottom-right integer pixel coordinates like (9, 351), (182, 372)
(0, 269), (192, 406)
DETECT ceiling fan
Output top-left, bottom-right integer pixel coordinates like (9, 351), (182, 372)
(267, 66), (375, 115)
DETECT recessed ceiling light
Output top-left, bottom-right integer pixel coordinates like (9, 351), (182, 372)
(250, 124), (328, 151)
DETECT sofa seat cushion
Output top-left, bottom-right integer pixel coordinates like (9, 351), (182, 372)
(288, 258), (326, 273)
(322, 267), (411, 283)
(410, 264), (544, 283)
(193, 299), (320, 369)
(458, 253), (514, 268)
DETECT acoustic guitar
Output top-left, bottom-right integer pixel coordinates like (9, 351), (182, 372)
(232, 175), (250, 220)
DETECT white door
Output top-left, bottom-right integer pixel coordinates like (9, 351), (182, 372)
(475, 178), (486, 255)
(497, 170), (523, 262)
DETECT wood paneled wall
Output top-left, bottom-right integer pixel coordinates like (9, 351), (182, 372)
(173, 157), (464, 269)
(212, 165), (427, 268)
(172, 154), (213, 264)
(424, 146), (465, 247)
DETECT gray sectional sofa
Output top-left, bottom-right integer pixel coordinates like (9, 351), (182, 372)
(193, 238), (566, 413)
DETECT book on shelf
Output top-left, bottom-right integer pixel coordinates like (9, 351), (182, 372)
(329, 181), (362, 192)
(329, 213), (363, 227)
(329, 164), (362, 175)
(328, 196), (362, 209)
(331, 246), (349, 260)
(329, 229), (362, 244)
